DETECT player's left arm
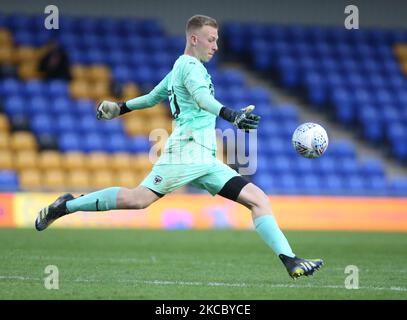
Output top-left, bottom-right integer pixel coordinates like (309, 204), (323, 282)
(96, 72), (171, 120)
(184, 63), (260, 130)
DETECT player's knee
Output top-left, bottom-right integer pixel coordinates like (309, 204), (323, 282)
(251, 188), (270, 210)
(119, 188), (150, 209)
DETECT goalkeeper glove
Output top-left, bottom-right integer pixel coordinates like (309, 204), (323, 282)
(96, 101), (131, 120)
(219, 105), (260, 130)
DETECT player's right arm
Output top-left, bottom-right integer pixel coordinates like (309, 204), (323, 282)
(183, 60), (260, 130)
(96, 72), (171, 120)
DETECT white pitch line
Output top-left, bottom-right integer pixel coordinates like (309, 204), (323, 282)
(0, 275), (406, 292)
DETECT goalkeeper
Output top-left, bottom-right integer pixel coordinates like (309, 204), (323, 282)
(35, 15), (323, 279)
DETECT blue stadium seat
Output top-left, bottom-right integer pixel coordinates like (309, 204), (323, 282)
(78, 115), (100, 134)
(329, 140), (356, 159)
(299, 173), (321, 194)
(75, 99), (95, 117)
(56, 114), (77, 134)
(51, 97), (73, 115)
(4, 96), (26, 116)
(366, 176), (388, 195)
(28, 95), (50, 115)
(83, 133), (105, 152)
(106, 134), (129, 153)
(31, 114), (54, 135)
(47, 80), (69, 99)
(99, 120), (124, 135)
(59, 133), (82, 152)
(390, 178), (407, 196)
(246, 86), (271, 105)
(0, 170), (19, 191)
(25, 80), (47, 97)
(321, 174), (344, 194)
(0, 79), (23, 97)
(128, 136), (151, 153)
(112, 65), (132, 83)
(273, 173), (298, 194)
(268, 156), (292, 175)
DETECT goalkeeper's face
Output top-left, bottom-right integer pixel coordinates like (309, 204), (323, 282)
(194, 25), (218, 62)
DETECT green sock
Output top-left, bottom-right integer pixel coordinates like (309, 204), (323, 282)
(66, 187), (121, 213)
(254, 215), (295, 257)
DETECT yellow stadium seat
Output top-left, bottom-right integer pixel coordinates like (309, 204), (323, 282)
(148, 117), (173, 135)
(38, 151), (63, 170)
(67, 169), (91, 190)
(132, 154), (153, 172)
(16, 46), (40, 64)
(394, 44), (407, 59)
(124, 117), (151, 135)
(11, 132), (37, 151)
(0, 150), (14, 170)
(89, 65), (111, 82)
(121, 83), (141, 100)
(0, 132), (10, 150)
(69, 80), (91, 99)
(0, 29), (13, 46)
(90, 171), (114, 189)
(15, 150), (38, 171)
(19, 169), (42, 190)
(43, 169), (66, 190)
(115, 170), (141, 188)
(18, 61), (42, 80)
(0, 46), (15, 64)
(63, 152), (86, 170)
(90, 81), (110, 101)
(0, 114), (10, 132)
(111, 153), (132, 171)
(71, 65), (88, 80)
(87, 152), (110, 171)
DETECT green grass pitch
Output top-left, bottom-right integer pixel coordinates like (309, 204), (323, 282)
(0, 228), (406, 299)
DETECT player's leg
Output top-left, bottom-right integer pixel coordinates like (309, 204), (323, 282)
(195, 161), (323, 279)
(232, 181), (295, 257)
(35, 186), (162, 231)
(235, 182), (323, 279)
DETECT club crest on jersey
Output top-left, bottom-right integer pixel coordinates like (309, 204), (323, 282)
(154, 175), (163, 185)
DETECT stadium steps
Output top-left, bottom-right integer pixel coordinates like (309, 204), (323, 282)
(220, 61), (407, 181)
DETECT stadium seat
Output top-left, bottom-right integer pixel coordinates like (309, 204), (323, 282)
(10, 132), (38, 151)
(15, 150), (38, 171)
(390, 178), (407, 196)
(0, 132), (10, 150)
(59, 133), (82, 152)
(110, 153), (132, 171)
(90, 170), (114, 189)
(19, 169), (41, 190)
(87, 152), (110, 171)
(38, 151), (63, 170)
(67, 169), (91, 191)
(63, 152), (86, 171)
(0, 114), (10, 133)
(132, 154), (153, 172)
(0, 150), (14, 170)
(43, 169), (66, 190)
(0, 170), (19, 191)
(115, 170), (141, 188)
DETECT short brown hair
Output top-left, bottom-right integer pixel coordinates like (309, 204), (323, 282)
(186, 15), (218, 34)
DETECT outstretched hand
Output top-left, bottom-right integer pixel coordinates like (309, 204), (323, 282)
(96, 100), (121, 120)
(233, 105), (261, 130)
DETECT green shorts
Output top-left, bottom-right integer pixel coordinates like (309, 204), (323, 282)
(140, 141), (240, 195)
